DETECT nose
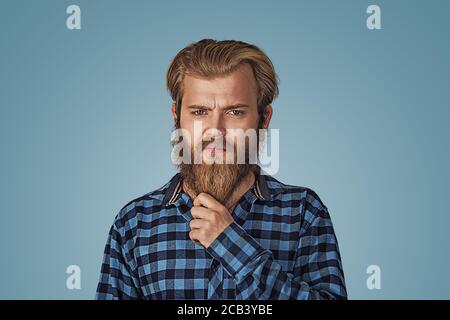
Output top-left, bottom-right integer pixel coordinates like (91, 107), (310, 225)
(205, 110), (226, 136)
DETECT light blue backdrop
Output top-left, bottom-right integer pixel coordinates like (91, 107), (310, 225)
(1, 0), (449, 299)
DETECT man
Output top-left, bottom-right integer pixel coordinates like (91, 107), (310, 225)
(96, 39), (347, 300)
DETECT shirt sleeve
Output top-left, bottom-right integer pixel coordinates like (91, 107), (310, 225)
(95, 222), (141, 300)
(206, 207), (347, 300)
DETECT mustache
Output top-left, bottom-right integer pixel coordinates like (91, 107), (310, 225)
(196, 138), (229, 151)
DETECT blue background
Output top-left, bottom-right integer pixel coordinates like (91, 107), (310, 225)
(1, 0), (449, 299)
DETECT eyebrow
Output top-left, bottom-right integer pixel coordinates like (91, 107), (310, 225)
(186, 104), (250, 111)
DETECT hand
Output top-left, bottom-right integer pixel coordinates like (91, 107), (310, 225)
(189, 193), (234, 248)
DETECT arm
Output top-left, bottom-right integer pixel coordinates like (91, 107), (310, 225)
(95, 223), (141, 300)
(206, 208), (347, 300)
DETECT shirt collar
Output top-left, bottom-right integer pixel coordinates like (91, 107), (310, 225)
(161, 173), (183, 207)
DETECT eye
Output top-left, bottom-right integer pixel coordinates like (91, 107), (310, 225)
(227, 109), (245, 117)
(191, 109), (207, 116)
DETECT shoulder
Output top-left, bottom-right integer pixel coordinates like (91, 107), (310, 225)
(110, 176), (175, 234)
(264, 175), (331, 225)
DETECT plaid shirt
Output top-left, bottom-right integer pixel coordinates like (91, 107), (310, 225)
(96, 172), (347, 300)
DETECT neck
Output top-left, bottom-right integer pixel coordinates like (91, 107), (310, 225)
(182, 170), (256, 211)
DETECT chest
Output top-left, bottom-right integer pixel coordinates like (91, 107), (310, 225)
(133, 215), (300, 299)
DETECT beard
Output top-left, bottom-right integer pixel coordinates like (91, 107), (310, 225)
(180, 162), (256, 205)
(178, 138), (259, 205)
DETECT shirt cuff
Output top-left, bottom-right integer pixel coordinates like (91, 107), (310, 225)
(206, 222), (271, 281)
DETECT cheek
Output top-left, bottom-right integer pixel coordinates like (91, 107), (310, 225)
(178, 126), (203, 150)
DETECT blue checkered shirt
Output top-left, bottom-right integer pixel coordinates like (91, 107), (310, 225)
(96, 172), (347, 300)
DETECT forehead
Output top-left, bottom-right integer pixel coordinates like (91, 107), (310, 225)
(182, 63), (258, 107)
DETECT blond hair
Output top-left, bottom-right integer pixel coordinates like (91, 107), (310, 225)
(166, 39), (279, 123)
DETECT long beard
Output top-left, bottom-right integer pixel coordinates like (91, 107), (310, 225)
(180, 162), (254, 205)
(178, 138), (258, 205)
(173, 123), (265, 205)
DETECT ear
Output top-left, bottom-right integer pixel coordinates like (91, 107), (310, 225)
(261, 105), (273, 129)
(171, 102), (178, 125)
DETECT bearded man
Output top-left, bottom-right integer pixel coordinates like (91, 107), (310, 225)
(96, 39), (347, 300)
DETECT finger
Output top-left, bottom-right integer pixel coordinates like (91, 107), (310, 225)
(189, 229), (202, 244)
(190, 206), (214, 220)
(189, 218), (208, 230)
(193, 193), (224, 211)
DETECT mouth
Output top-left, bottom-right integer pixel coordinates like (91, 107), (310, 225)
(205, 146), (224, 153)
